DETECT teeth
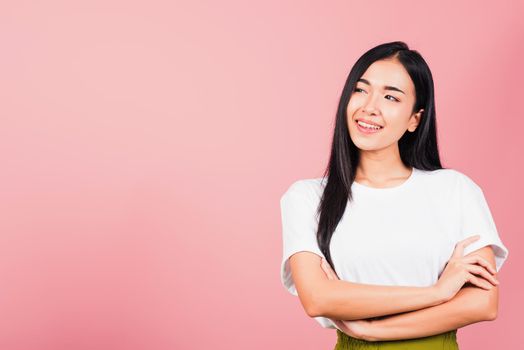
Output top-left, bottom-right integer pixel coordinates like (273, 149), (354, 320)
(357, 120), (382, 130)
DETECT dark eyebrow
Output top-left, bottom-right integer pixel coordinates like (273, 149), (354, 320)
(357, 78), (405, 95)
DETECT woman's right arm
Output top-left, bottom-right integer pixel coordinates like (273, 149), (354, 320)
(290, 235), (498, 321)
(289, 251), (444, 321)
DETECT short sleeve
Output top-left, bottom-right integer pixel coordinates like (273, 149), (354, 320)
(279, 180), (326, 296)
(279, 180), (335, 329)
(458, 174), (509, 272)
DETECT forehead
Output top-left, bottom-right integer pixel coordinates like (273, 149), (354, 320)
(359, 59), (414, 95)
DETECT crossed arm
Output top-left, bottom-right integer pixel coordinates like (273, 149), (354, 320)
(355, 281), (497, 341)
(290, 246), (499, 341)
(329, 246), (499, 341)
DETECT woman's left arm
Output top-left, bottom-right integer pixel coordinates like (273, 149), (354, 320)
(363, 282), (497, 341)
(328, 246), (499, 341)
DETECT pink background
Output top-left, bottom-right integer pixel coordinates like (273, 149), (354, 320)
(0, 1), (522, 349)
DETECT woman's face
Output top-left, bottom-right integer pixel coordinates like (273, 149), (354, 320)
(346, 58), (423, 152)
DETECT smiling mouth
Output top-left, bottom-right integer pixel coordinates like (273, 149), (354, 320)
(356, 120), (383, 131)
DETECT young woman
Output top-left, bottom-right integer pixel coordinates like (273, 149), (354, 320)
(279, 41), (509, 349)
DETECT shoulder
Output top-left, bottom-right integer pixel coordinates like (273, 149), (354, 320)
(415, 167), (483, 192)
(281, 177), (326, 203)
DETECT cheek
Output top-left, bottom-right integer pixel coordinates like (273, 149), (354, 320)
(386, 106), (413, 127)
(346, 96), (362, 114)
(346, 99), (363, 127)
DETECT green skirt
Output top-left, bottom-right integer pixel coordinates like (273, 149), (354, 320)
(334, 329), (458, 349)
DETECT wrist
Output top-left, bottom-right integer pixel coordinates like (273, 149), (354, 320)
(429, 285), (448, 305)
(362, 319), (384, 341)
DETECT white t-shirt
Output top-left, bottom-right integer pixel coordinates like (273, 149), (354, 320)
(279, 167), (509, 329)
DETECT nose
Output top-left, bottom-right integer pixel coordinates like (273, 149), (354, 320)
(362, 94), (380, 115)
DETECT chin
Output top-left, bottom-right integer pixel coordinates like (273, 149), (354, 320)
(355, 144), (381, 151)
(351, 138), (391, 152)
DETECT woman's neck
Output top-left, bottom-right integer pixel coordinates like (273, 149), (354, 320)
(355, 146), (412, 187)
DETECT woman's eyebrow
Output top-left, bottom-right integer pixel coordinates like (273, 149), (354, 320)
(357, 78), (405, 95)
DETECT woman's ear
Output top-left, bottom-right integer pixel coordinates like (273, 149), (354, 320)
(408, 109), (424, 132)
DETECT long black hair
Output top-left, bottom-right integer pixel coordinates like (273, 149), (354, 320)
(317, 41), (444, 271)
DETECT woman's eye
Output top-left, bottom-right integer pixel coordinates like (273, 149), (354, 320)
(353, 88), (398, 102)
(385, 95), (399, 102)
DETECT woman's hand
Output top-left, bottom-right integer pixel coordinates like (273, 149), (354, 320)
(434, 235), (499, 302)
(320, 258), (374, 341)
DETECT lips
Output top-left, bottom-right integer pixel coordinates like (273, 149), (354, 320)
(356, 118), (383, 128)
(355, 119), (383, 134)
